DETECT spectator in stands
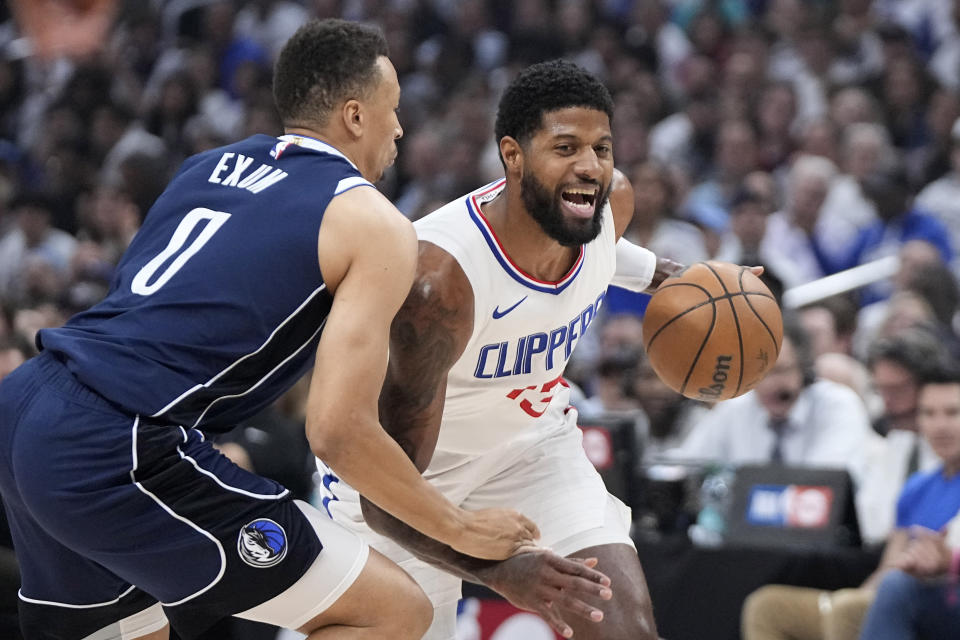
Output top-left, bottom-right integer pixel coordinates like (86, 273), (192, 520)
(829, 162), (952, 306)
(755, 81), (797, 172)
(648, 87), (719, 178)
(799, 295), (859, 358)
(817, 122), (888, 264)
(0, 337), (28, 382)
(684, 118), (759, 219)
(761, 155), (837, 286)
(624, 160), (708, 267)
(915, 116), (960, 279)
(814, 352), (877, 419)
(577, 350), (641, 419)
(667, 315), (876, 479)
(743, 361), (960, 640)
(633, 349), (708, 463)
(858, 525), (960, 640)
(853, 240), (957, 357)
(857, 364), (960, 640)
(713, 184), (787, 300)
(0, 192), (76, 306)
(910, 87), (960, 187)
(857, 328), (945, 546)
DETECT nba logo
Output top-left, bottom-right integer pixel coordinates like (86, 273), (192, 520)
(784, 486), (833, 528)
(238, 518), (288, 568)
(746, 484), (834, 529)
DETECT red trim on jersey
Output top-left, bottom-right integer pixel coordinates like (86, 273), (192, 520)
(470, 180), (585, 287)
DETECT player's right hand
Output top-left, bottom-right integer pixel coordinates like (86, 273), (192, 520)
(478, 551), (613, 638)
(452, 508), (540, 560)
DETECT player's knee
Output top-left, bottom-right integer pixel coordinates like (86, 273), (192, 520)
(384, 576), (432, 639)
(598, 594), (657, 640)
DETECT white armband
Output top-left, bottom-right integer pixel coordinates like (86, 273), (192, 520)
(611, 238), (657, 292)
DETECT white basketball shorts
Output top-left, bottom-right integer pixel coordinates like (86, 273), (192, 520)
(322, 414), (633, 640)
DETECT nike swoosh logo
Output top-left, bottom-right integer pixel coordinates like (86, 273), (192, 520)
(492, 296), (528, 319)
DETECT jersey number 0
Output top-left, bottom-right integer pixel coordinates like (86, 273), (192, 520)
(131, 208), (232, 295)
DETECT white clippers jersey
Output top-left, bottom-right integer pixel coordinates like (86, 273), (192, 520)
(415, 178), (644, 456)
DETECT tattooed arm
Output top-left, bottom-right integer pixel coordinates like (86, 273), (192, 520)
(362, 241), (526, 575)
(372, 240), (473, 475)
(361, 242), (613, 637)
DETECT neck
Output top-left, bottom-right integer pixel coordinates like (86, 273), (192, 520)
(284, 126), (363, 173)
(886, 412), (918, 433)
(943, 460), (960, 477)
(482, 182), (582, 282)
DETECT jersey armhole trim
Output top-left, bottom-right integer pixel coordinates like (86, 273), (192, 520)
(334, 177), (373, 195)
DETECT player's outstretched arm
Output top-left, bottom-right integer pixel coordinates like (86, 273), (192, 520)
(308, 187), (536, 560)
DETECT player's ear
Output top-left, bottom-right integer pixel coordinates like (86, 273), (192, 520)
(499, 136), (523, 174)
(342, 99), (363, 138)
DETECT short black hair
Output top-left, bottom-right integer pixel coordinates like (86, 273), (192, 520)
(273, 19), (389, 128)
(919, 361), (960, 387)
(11, 191), (57, 214)
(867, 326), (944, 376)
(494, 60), (613, 152)
(729, 186), (766, 211)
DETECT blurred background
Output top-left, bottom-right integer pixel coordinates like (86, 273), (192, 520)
(3, 1), (960, 639)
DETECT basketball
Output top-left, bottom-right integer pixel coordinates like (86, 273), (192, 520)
(642, 261), (783, 402)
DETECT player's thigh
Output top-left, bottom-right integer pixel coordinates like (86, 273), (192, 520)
(9, 498), (167, 640)
(562, 542), (657, 640)
(294, 547), (432, 637)
(461, 426), (630, 551)
(7, 394), (330, 634)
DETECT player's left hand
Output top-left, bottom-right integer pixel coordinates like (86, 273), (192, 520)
(477, 550), (612, 638)
(746, 265), (764, 277)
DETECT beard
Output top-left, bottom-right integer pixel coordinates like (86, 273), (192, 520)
(520, 171), (609, 247)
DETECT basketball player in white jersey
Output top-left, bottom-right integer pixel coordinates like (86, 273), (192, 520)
(321, 60), (687, 639)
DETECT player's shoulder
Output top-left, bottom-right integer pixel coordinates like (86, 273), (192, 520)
(610, 168), (634, 237)
(415, 181), (493, 228)
(403, 240), (474, 334)
(321, 184), (416, 264)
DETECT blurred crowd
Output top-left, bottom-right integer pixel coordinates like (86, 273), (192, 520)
(4, 0), (960, 637)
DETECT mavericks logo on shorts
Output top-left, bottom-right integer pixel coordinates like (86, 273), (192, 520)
(238, 519), (288, 568)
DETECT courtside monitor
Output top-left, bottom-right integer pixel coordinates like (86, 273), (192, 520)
(578, 414), (639, 509)
(726, 464), (861, 550)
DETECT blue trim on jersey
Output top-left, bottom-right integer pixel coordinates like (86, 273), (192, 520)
(465, 180), (585, 295)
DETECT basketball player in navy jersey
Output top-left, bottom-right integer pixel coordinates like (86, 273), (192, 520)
(0, 21), (612, 640)
(317, 60), (680, 639)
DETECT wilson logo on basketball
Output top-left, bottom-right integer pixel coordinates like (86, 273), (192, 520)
(698, 354), (733, 398)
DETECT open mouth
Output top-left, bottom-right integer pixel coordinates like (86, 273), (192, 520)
(561, 187), (598, 218)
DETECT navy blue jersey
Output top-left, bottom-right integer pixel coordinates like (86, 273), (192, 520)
(39, 134), (371, 432)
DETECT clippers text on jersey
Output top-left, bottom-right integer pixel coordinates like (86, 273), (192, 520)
(474, 291), (605, 379)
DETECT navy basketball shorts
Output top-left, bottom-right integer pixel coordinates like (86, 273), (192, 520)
(0, 353), (365, 639)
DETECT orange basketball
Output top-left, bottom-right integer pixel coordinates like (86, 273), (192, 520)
(642, 261), (783, 402)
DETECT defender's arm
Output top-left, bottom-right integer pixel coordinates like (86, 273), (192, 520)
(308, 187), (536, 560)
(360, 242), (612, 638)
